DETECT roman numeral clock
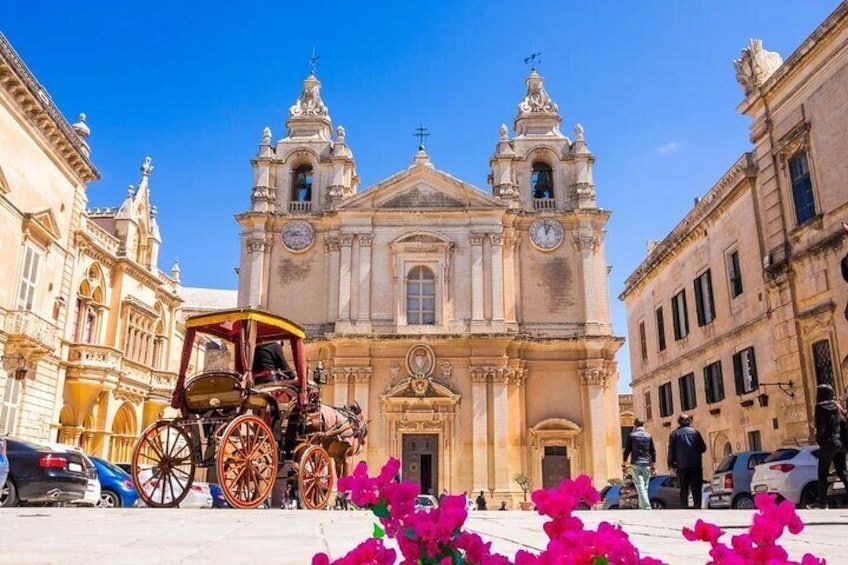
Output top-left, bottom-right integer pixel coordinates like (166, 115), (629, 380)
(528, 218), (564, 251)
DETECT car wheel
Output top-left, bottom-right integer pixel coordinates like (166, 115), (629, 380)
(98, 490), (122, 508)
(0, 479), (19, 507)
(799, 483), (818, 508)
(650, 499), (666, 510)
(732, 494), (755, 510)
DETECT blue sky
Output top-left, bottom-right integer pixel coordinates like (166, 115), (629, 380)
(4, 1), (839, 391)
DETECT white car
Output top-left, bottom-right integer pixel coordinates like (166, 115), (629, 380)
(136, 467), (213, 508)
(414, 494), (438, 512)
(49, 444), (101, 507)
(750, 446), (820, 507)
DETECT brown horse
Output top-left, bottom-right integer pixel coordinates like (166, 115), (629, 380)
(317, 402), (368, 480)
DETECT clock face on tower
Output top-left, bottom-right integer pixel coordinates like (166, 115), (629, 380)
(281, 220), (315, 252)
(528, 218), (564, 251)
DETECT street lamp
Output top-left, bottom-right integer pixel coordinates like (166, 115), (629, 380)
(756, 381), (795, 407)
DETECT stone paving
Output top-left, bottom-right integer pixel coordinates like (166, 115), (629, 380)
(0, 508), (844, 564)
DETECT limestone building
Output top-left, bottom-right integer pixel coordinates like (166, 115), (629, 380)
(622, 4), (848, 474)
(237, 68), (623, 502)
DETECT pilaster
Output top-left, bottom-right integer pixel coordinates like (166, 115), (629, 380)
(470, 367), (489, 493)
(470, 234), (485, 326)
(489, 234), (505, 323)
(337, 235), (353, 321)
(357, 235), (372, 324)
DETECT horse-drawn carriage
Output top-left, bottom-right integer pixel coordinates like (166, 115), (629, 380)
(131, 308), (366, 509)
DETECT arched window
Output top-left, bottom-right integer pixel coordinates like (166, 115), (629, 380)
(73, 265), (105, 344)
(531, 162), (554, 199)
(406, 266), (436, 325)
(292, 165), (313, 202)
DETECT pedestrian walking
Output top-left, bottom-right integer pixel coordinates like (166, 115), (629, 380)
(475, 490), (488, 511)
(667, 413), (706, 509)
(622, 417), (656, 510)
(814, 384), (848, 508)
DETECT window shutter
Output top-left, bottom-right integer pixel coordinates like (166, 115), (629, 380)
(733, 353), (743, 395)
(671, 297), (680, 340)
(717, 363), (725, 400)
(681, 291), (689, 334)
(748, 348), (758, 389)
(694, 277), (705, 326)
(705, 270), (715, 320)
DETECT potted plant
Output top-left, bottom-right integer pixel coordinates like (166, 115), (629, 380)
(513, 473), (533, 510)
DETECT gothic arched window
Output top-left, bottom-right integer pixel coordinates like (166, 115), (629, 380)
(531, 162), (554, 199)
(406, 266), (436, 325)
(292, 165), (313, 202)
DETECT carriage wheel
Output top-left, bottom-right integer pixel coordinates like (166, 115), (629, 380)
(132, 421), (196, 508)
(217, 414), (278, 509)
(298, 445), (334, 510)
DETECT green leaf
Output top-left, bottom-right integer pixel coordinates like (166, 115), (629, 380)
(372, 523), (385, 539)
(592, 557), (610, 565)
(372, 500), (390, 518)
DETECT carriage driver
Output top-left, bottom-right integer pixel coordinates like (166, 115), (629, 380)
(252, 341), (296, 384)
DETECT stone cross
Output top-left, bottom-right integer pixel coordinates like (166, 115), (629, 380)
(523, 51), (542, 71)
(307, 48), (320, 76)
(413, 124), (430, 150)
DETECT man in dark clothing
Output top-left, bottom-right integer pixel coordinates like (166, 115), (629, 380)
(623, 417), (656, 509)
(814, 384), (848, 508)
(252, 341), (295, 384)
(476, 490), (488, 511)
(667, 413), (707, 509)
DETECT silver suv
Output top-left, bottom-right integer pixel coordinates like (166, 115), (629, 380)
(709, 451), (770, 509)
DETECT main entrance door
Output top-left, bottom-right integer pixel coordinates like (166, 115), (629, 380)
(402, 434), (439, 495)
(542, 445), (570, 488)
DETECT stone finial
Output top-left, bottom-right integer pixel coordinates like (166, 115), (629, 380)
(72, 113), (90, 139)
(574, 123), (584, 140)
(150, 205), (158, 219)
(336, 124), (346, 143)
(140, 156), (154, 176)
(261, 126), (272, 145)
(517, 69), (558, 116)
(127, 184), (135, 197)
(499, 123), (509, 140)
(171, 257), (181, 282)
(734, 39), (783, 96)
(289, 73), (329, 119)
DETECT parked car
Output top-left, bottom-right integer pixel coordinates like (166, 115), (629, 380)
(0, 438), (88, 507)
(115, 463), (132, 475)
(89, 457), (139, 508)
(751, 446), (820, 507)
(49, 444), (100, 507)
(594, 484), (622, 510)
(709, 451), (770, 509)
(415, 494), (439, 512)
(620, 474), (710, 509)
(0, 437), (8, 491)
(136, 467), (212, 508)
(465, 495), (476, 513)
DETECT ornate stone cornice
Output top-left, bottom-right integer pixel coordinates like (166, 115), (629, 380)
(324, 238), (340, 252)
(572, 234), (601, 252)
(489, 234), (504, 246)
(358, 234), (373, 247)
(579, 367), (612, 388)
(251, 185), (276, 202)
(340, 235), (354, 247)
(246, 238), (270, 253)
(469, 234), (485, 246)
(331, 367), (372, 385)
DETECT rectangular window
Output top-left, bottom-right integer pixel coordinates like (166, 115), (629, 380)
(703, 361), (725, 404)
(655, 307), (667, 352)
(788, 151), (816, 225)
(659, 382), (674, 418)
(644, 390), (653, 421)
(678, 373), (697, 411)
(747, 430), (763, 452)
(0, 376), (23, 435)
(638, 321), (648, 362)
(733, 347), (759, 394)
(694, 270), (716, 326)
(16, 245), (41, 311)
(671, 290), (689, 340)
(812, 340), (835, 386)
(727, 250), (743, 298)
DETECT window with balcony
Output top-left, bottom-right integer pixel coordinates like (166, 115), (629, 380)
(788, 151), (816, 225)
(727, 250), (743, 298)
(0, 375), (22, 435)
(733, 347), (758, 394)
(72, 265), (105, 344)
(16, 244), (41, 311)
(679, 372), (697, 411)
(406, 266), (436, 325)
(638, 320), (648, 362)
(704, 361), (725, 403)
(671, 290), (689, 340)
(694, 269), (715, 326)
(659, 382), (674, 418)
(812, 340), (835, 387)
(655, 307), (667, 352)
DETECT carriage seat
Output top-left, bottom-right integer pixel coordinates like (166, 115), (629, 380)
(183, 372), (245, 414)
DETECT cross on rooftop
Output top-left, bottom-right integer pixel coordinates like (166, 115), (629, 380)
(524, 51), (542, 71)
(413, 124), (430, 150)
(307, 47), (320, 75)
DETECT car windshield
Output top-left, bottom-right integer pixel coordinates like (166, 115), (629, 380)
(715, 455), (737, 473)
(93, 457), (131, 478)
(415, 496), (433, 506)
(764, 449), (799, 463)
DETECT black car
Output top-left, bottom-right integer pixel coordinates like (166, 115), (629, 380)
(0, 438), (88, 507)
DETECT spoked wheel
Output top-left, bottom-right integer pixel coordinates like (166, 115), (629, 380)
(132, 421), (196, 508)
(217, 414), (278, 509)
(298, 445), (334, 510)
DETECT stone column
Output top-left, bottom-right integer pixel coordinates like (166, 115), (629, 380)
(491, 369), (510, 494)
(353, 368), (371, 418)
(489, 235), (505, 323)
(470, 235), (484, 326)
(357, 235), (372, 323)
(325, 238), (340, 324)
(471, 368), (489, 493)
(574, 229), (600, 327)
(245, 237), (268, 307)
(579, 367), (611, 484)
(338, 235), (353, 321)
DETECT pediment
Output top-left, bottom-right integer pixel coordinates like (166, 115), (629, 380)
(381, 376), (460, 404)
(22, 208), (61, 245)
(341, 164), (505, 211)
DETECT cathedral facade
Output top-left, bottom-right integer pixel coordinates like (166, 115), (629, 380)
(237, 69), (623, 502)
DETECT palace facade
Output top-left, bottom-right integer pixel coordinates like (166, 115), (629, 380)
(622, 4), (848, 473)
(237, 68), (623, 503)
